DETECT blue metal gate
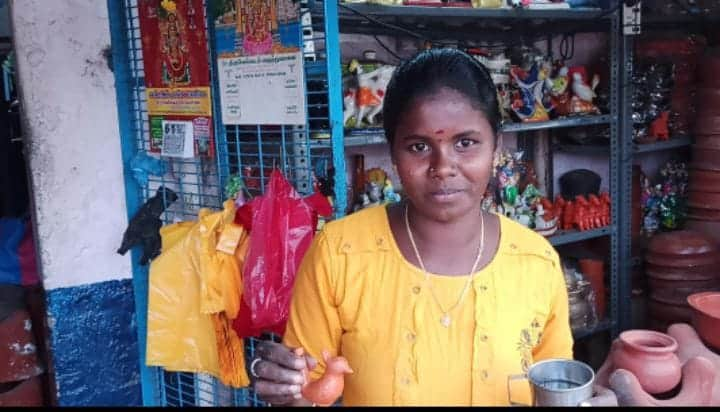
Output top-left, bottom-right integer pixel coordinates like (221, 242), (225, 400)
(108, 0), (344, 406)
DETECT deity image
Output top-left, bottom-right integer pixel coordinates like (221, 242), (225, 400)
(236, 0), (277, 56)
(159, 10), (191, 85)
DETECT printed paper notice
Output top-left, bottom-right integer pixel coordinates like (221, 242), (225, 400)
(218, 52), (306, 125)
(161, 120), (195, 158)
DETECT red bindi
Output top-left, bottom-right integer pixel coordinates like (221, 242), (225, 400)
(435, 129), (444, 135)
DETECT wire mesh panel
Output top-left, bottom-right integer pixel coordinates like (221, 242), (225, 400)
(111, 0), (341, 406)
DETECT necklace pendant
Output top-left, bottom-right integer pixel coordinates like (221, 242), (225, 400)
(440, 314), (451, 327)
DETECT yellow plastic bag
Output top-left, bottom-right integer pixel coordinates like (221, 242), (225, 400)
(146, 201), (250, 387)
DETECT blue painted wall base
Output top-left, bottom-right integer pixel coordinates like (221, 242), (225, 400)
(46, 278), (141, 406)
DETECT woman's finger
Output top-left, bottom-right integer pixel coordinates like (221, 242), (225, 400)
(254, 380), (303, 398)
(259, 394), (304, 405)
(254, 359), (305, 385)
(257, 341), (307, 371)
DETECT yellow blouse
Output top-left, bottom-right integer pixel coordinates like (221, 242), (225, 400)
(283, 204), (573, 406)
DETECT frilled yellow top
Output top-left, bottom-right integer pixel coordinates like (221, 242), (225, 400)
(283, 204), (573, 406)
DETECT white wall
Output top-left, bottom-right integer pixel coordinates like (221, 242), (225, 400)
(11, 0), (131, 289)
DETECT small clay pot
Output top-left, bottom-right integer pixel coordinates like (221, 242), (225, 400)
(611, 330), (682, 395)
(687, 291), (720, 351)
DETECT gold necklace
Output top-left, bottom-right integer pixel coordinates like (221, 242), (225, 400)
(404, 202), (485, 328)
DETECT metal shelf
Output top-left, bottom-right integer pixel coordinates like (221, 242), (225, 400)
(573, 319), (614, 340)
(500, 115), (611, 133)
(310, 116), (613, 149)
(332, 3), (609, 20)
(553, 143), (609, 154)
(633, 136), (693, 154)
(548, 226), (612, 246)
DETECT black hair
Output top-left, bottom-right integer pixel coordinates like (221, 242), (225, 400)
(382, 48), (501, 147)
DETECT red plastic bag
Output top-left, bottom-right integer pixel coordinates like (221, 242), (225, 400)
(233, 169), (332, 337)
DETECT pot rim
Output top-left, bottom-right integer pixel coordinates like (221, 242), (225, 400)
(619, 330), (679, 354)
(687, 291), (720, 319)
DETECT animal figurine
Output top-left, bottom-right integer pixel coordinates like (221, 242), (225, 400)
(117, 186), (178, 265)
(382, 178), (401, 204)
(295, 348), (354, 407)
(568, 69), (601, 115)
(350, 60), (395, 126)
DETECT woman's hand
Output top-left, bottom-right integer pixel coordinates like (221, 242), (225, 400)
(250, 340), (317, 406)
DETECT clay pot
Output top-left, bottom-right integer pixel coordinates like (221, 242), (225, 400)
(611, 330), (682, 395)
(688, 191), (720, 210)
(695, 88), (720, 115)
(647, 276), (720, 291)
(645, 251), (719, 268)
(694, 115), (720, 136)
(687, 291), (720, 351)
(644, 263), (718, 281)
(647, 229), (718, 256)
(687, 208), (720, 221)
(691, 147), (720, 171)
(578, 258), (605, 319)
(694, 135), (720, 150)
(0, 376), (43, 406)
(684, 219), (720, 249)
(689, 169), (720, 194)
(648, 288), (695, 325)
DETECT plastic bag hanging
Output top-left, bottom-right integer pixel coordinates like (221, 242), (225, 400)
(237, 169), (332, 334)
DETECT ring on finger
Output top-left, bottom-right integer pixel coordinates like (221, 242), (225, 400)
(250, 357), (263, 379)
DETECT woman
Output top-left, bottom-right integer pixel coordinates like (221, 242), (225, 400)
(249, 48), (574, 406)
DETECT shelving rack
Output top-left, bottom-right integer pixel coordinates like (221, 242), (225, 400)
(312, 1), (631, 343)
(110, 0), (635, 406)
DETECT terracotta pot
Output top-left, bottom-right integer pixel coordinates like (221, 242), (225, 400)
(694, 115), (720, 136)
(691, 147), (720, 171)
(644, 263), (718, 281)
(0, 309), (43, 383)
(687, 291), (720, 351)
(689, 169), (720, 194)
(0, 376), (43, 406)
(647, 276), (720, 291)
(687, 208), (720, 221)
(688, 191), (720, 210)
(578, 258), (605, 319)
(645, 251), (719, 268)
(684, 219), (720, 249)
(647, 229), (718, 256)
(696, 88), (720, 112)
(694, 135), (720, 150)
(648, 288), (695, 324)
(611, 330), (682, 395)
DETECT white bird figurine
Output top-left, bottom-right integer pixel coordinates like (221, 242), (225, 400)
(571, 72), (600, 103)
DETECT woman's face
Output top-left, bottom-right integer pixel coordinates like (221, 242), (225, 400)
(391, 88), (496, 222)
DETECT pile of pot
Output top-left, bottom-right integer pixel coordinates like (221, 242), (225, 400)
(686, 47), (720, 245)
(644, 230), (720, 332)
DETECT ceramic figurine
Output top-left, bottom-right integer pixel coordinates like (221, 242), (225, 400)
(534, 198), (559, 237)
(294, 348), (354, 407)
(367, 181), (383, 205)
(350, 60), (395, 126)
(382, 178), (401, 204)
(568, 68), (601, 115)
(510, 62), (552, 122)
(343, 88), (358, 127)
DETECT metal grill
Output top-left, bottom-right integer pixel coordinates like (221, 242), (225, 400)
(110, 0), (340, 406)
